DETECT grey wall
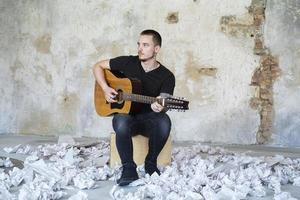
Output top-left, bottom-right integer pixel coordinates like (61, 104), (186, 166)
(265, 0), (300, 147)
(0, 0), (299, 146)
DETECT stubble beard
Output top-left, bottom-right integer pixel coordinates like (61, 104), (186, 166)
(138, 52), (156, 62)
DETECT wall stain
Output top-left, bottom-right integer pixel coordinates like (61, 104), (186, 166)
(185, 52), (217, 81)
(221, 0), (282, 144)
(180, 52), (217, 105)
(56, 90), (80, 134)
(33, 65), (53, 85)
(21, 91), (80, 135)
(250, 55), (281, 143)
(94, 40), (123, 57)
(220, 15), (254, 37)
(10, 59), (52, 85)
(20, 110), (51, 135)
(10, 59), (24, 75)
(197, 68), (217, 77)
(124, 9), (135, 28)
(166, 12), (179, 24)
(33, 34), (52, 54)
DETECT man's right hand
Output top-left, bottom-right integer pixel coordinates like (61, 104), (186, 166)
(93, 59), (117, 103)
(103, 86), (118, 103)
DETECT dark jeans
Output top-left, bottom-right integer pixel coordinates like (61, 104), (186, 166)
(112, 112), (171, 166)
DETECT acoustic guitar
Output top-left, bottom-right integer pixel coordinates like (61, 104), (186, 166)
(94, 69), (189, 116)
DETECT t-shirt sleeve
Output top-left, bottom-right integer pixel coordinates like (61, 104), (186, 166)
(109, 56), (130, 71)
(160, 73), (175, 95)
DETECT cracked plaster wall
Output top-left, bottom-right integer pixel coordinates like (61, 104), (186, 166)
(264, 0), (300, 147)
(0, 0), (298, 146)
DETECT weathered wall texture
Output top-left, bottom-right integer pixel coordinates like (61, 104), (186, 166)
(0, 0), (299, 146)
(264, 0), (300, 147)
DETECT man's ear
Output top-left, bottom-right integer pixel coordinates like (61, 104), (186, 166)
(154, 45), (161, 53)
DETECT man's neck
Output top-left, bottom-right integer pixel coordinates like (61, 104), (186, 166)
(141, 58), (159, 72)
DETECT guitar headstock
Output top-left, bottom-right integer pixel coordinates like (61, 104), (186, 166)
(162, 96), (189, 111)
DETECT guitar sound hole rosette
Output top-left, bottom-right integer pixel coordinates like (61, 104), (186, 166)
(116, 89), (124, 104)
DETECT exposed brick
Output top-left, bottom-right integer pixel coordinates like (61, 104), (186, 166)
(248, 0), (280, 144)
(249, 97), (261, 110)
(221, 0), (281, 144)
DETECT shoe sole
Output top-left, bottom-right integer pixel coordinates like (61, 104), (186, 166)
(118, 177), (139, 186)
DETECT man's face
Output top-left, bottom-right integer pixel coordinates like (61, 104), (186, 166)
(137, 35), (160, 61)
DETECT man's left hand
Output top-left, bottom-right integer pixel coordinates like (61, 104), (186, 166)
(151, 98), (164, 113)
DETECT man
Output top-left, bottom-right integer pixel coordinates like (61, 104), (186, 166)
(93, 29), (175, 186)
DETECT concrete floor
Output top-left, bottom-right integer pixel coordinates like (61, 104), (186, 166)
(0, 134), (300, 200)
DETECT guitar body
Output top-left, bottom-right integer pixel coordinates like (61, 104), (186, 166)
(94, 70), (142, 116)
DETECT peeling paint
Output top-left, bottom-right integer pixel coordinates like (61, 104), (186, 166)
(185, 52), (217, 80)
(248, 0), (282, 144)
(33, 34), (51, 54)
(220, 15), (254, 37)
(221, 0), (282, 144)
(197, 68), (217, 77)
(166, 12), (179, 24)
(180, 52), (217, 107)
(248, 0), (281, 144)
(251, 55), (281, 144)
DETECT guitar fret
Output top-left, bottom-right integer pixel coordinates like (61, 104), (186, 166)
(123, 93), (156, 104)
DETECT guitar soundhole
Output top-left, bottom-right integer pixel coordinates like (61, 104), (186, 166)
(110, 89), (125, 109)
(116, 89), (124, 104)
(110, 101), (124, 109)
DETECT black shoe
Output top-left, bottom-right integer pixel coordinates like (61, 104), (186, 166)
(117, 163), (139, 186)
(145, 161), (161, 176)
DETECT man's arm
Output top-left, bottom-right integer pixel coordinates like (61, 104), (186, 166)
(151, 74), (175, 113)
(151, 94), (170, 113)
(93, 59), (117, 102)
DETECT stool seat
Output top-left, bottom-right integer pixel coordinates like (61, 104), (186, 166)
(110, 133), (172, 167)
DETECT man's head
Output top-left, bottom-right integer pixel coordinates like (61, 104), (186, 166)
(138, 29), (162, 61)
(140, 29), (162, 47)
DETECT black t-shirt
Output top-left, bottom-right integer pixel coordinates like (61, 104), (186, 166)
(109, 55), (175, 113)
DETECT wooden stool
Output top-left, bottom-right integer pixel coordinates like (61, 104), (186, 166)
(110, 133), (172, 167)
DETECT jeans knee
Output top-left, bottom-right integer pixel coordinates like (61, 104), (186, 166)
(156, 113), (171, 138)
(112, 114), (132, 137)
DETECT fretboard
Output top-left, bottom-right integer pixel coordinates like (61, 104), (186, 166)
(122, 93), (157, 104)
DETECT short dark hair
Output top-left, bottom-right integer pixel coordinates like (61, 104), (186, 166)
(140, 29), (162, 47)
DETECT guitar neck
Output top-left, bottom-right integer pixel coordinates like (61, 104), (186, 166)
(122, 93), (157, 104)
